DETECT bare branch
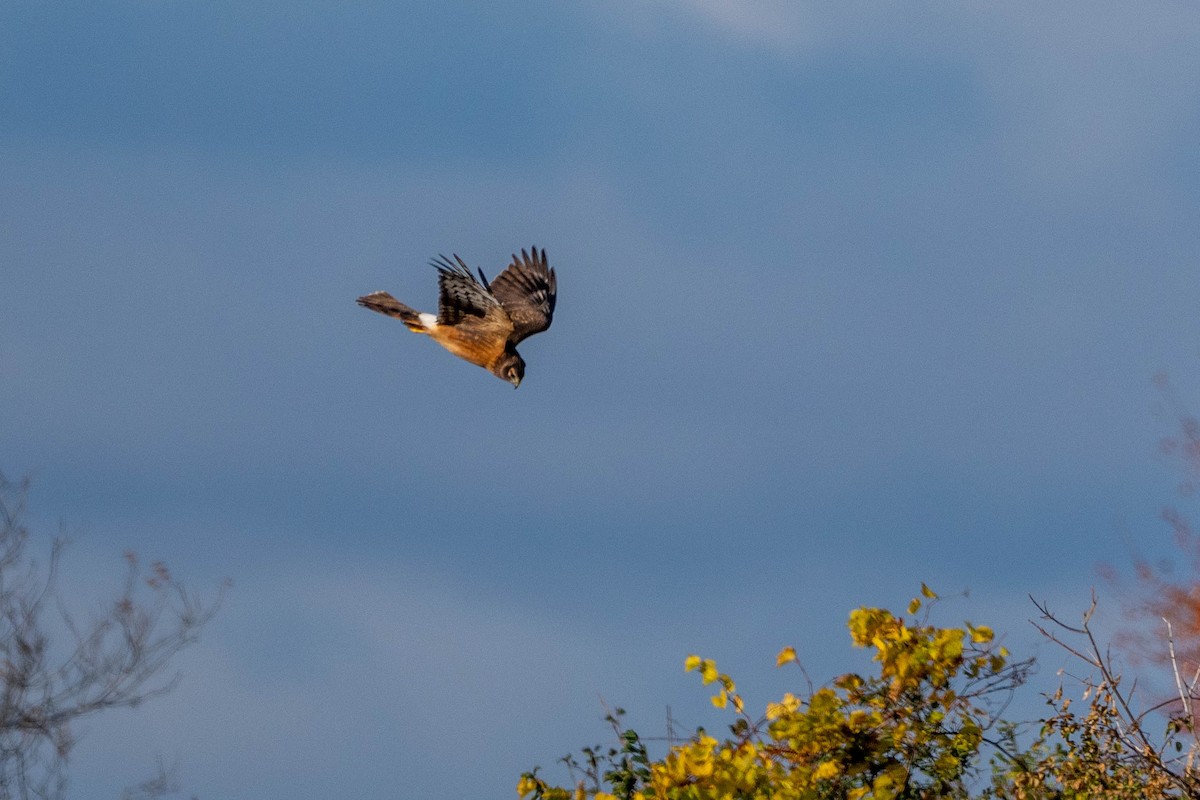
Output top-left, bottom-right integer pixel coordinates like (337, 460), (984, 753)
(0, 473), (223, 799)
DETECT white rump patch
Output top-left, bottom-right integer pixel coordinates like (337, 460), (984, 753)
(418, 312), (437, 329)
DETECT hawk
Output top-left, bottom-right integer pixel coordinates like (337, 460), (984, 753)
(357, 247), (557, 388)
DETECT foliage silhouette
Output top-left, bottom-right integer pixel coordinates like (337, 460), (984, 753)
(0, 473), (223, 799)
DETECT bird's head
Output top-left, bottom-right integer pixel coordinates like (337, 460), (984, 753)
(492, 350), (525, 388)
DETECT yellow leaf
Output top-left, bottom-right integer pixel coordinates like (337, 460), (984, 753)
(921, 583), (938, 599)
(970, 625), (994, 643)
(766, 692), (800, 720)
(776, 646), (797, 667)
(814, 761), (840, 780)
(701, 661), (719, 684)
(684, 654), (702, 672)
(712, 690), (728, 709)
(907, 597), (921, 615)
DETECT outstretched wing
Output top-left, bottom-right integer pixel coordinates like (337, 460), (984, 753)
(432, 254), (504, 326)
(487, 247), (557, 344)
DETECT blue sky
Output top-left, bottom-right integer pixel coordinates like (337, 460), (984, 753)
(3, 2), (1200, 797)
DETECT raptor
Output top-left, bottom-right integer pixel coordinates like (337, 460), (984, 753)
(357, 247), (557, 388)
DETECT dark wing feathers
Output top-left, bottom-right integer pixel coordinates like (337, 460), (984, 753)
(431, 254), (501, 325)
(489, 247), (557, 343)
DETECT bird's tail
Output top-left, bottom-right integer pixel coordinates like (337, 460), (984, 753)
(356, 291), (429, 333)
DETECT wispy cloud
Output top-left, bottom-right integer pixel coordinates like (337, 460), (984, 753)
(667, 0), (811, 50)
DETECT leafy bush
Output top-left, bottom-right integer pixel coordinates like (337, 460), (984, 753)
(521, 586), (1199, 800)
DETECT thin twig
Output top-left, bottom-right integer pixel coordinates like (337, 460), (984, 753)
(1164, 618), (1191, 722)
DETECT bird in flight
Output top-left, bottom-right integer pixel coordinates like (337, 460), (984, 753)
(357, 247), (557, 388)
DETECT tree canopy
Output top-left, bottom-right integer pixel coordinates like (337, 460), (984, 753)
(520, 585), (1200, 800)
